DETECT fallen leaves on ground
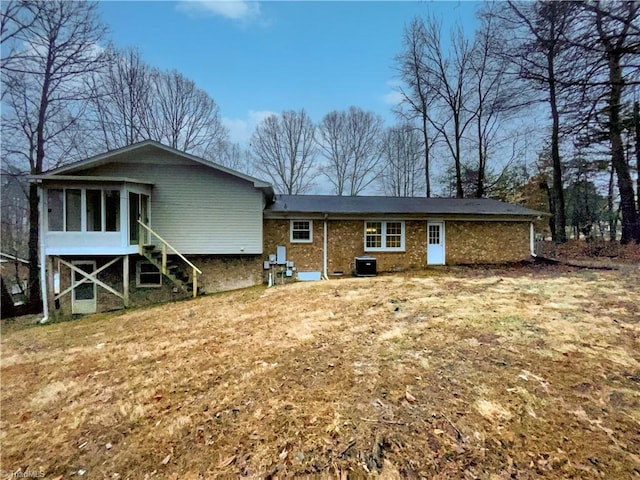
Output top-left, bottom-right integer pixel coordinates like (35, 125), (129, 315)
(1, 264), (639, 478)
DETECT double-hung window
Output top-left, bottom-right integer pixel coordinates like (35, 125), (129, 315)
(364, 221), (405, 251)
(290, 220), (313, 243)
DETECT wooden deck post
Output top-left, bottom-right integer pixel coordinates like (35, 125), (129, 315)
(162, 244), (167, 275)
(46, 256), (55, 319)
(123, 255), (129, 308)
(192, 268), (197, 298)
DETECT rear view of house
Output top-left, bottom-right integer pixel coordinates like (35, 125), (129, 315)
(33, 140), (273, 317)
(33, 141), (543, 318)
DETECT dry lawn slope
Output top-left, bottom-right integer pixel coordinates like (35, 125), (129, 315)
(1, 265), (639, 479)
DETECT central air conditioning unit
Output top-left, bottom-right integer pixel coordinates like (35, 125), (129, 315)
(354, 256), (377, 277)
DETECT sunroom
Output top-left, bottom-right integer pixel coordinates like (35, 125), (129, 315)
(33, 175), (154, 255)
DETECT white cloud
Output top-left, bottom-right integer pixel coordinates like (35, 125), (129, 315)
(223, 109), (278, 145)
(176, 1), (261, 21)
(382, 80), (404, 106)
(382, 90), (404, 106)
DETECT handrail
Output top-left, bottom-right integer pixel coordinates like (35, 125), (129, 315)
(137, 220), (203, 274)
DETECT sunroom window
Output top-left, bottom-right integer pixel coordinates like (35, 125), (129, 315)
(105, 190), (120, 232)
(65, 189), (82, 231)
(46, 187), (121, 232)
(86, 189), (102, 231)
(47, 189), (64, 231)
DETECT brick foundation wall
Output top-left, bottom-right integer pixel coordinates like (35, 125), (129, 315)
(264, 218), (533, 276)
(445, 221), (531, 264)
(196, 255), (263, 292)
(50, 254), (263, 318)
(52, 255), (188, 317)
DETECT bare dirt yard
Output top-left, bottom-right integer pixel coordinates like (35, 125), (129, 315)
(1, 264), (639, 479)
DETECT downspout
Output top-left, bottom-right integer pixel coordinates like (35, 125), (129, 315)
(322, 214), (328, 280)
(530, 221), (537, 258)
(38, 183), (49, 324)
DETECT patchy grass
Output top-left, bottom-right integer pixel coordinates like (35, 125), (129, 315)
(1, 265), (639, 479)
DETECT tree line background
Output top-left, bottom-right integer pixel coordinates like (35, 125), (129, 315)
(1, 1), (639, 309)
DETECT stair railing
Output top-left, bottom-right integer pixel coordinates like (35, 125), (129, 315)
(137, 220), (203, 298)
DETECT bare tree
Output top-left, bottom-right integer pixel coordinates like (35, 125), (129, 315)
(493, 1), (579, 243)
(470, 5), (520, 198)
(86, 49), (230, 160)
(378, 123), (425, 197)
(1, 0), (108, 308)
(87, 47), (154, 150)
(147, 69), (228, 158)
(396, 18), (437, 197)
(317, 110), (349, 194)
(0, 0), (36, 85)
(214, 141), (251, 174)
(420, 17), (475, 198)
(635, 100), (640, 216)
(317, 106), (383, 195)
(250, 109), (317, 194)
(581, 1), (640, 243)
(1, 166), (29, 258)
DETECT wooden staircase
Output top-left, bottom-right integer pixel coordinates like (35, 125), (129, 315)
(137, 220), (203, 298)
(140, 245), (203, 297)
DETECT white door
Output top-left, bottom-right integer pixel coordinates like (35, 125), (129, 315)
(427, 222), (445, 265)
(72, 261), (97, 314)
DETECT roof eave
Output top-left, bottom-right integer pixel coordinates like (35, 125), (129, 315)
(264, 210), (544, 220)
(44, 140), (274, 193)
(30, 174), (155, 186)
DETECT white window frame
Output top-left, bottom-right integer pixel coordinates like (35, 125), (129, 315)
(46, 187), (122, 233)
(136, 260), (162, 288)
(290, 220), (313, 243)
(364, 220), (405, 252)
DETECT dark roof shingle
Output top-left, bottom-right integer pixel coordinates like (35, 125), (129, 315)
(266, 195), (544, 217)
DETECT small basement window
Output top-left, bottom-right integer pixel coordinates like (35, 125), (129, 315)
(136, 261), (162, 287)
(290, 220), (313, 243)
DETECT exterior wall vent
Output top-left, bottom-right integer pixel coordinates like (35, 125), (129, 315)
(355, 256), (376, 277)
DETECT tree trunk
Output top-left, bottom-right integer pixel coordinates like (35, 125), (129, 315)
(27, 183), (41, 309)
(608, 162), (616, 242)
(541, 178), (557, 241)
(454, 115), (463, 198)
(547, 53), (567, 243)
(608, 53), (639, 244)
(476, 113), (485, 198)
(634, 101), (639, 215)
(422, 112), (430, 197)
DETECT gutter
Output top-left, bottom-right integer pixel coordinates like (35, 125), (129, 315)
(322, 215), (329, 280)
(38, 184), (49, 324)
(530, 222), (537, 258)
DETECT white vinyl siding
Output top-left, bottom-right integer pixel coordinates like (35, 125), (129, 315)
(81, 152), (264, 254)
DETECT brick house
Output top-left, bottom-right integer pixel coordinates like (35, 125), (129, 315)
(33, 141), (542, 318)
(263, 195), (541, 279)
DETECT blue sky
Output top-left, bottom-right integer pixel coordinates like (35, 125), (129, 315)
(99, 1), (481, 145)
